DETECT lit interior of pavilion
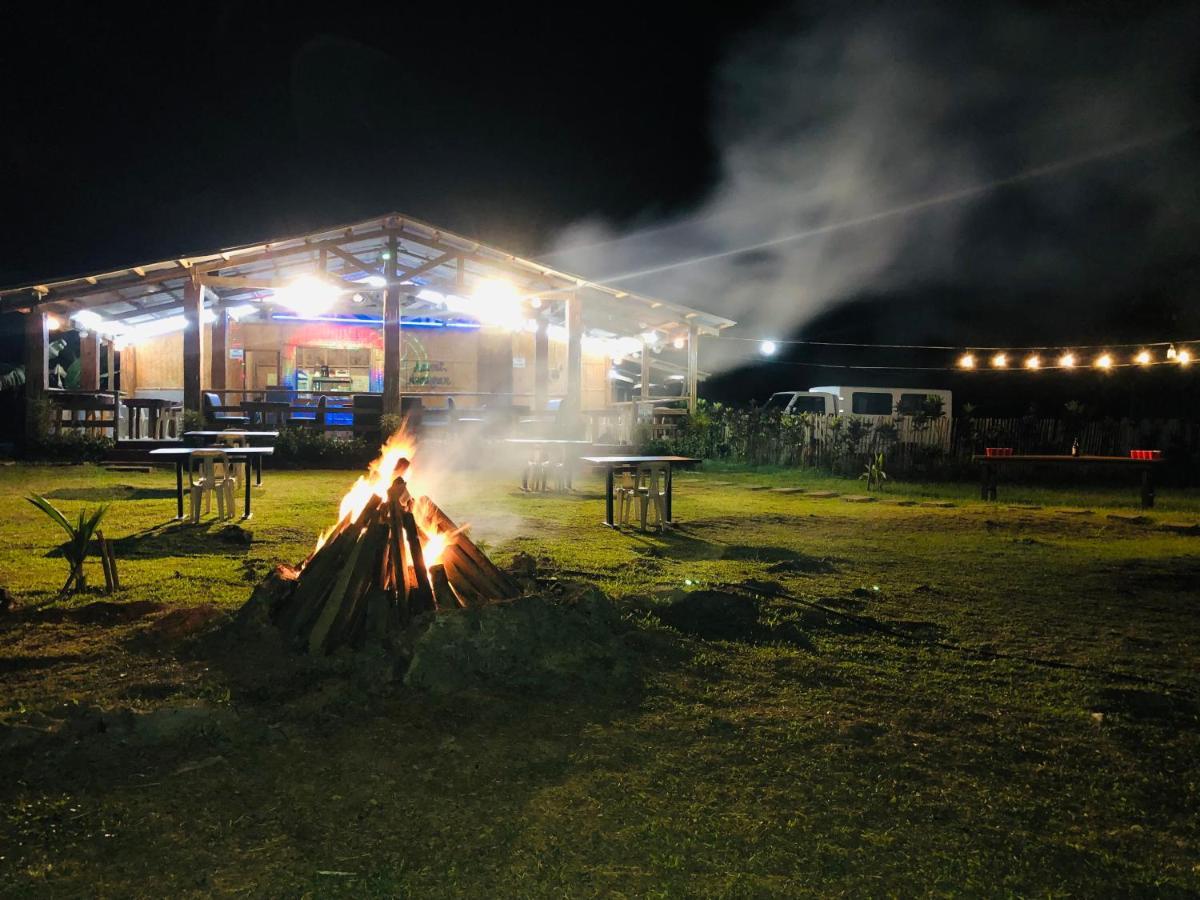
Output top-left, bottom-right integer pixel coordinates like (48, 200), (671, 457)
(2, 213), (734, 448)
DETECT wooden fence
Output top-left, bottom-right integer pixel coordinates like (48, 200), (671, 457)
(664, 412), (1200, 478)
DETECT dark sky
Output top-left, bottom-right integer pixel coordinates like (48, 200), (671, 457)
(2, 1), (1198, 415)
(0, 2), (779, 284)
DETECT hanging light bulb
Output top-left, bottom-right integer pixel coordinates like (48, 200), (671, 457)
(958, 353), (976, 369)
(1178, 348), (1192, 367)
(1134, 350), (1152, 366)
(672, 336), (686, 350)
(1094, 353), (1113, 370)
(1024, 354), (1041, 369)
(1166, 344), (1178, 360)
(759, 340), (778, 356)
(991, 352), (1007, 368)
(1059, 352), (1076, 368)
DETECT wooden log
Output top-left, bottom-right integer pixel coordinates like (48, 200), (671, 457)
(105, 536), (120, 591)
(428, 563), (463, 610)
(414, 497), (520, 598)
(401, 510), (435, 615)
(440, 544), (491, 606)
(307, 526), (369, 655)
(279, 496), (380, 636)
(386, 481), (411, 622)
(96, 531), (115, 593)
(325, 521), (389, 649)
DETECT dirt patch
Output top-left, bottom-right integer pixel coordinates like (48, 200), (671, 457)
(1158, 522), (1200, 535)
(650, 589), (812, 649)
(766, 555), (839, 575)
(806, 491), (841, 499)
(1106, 513), (1152, 525)
(38, 600), (165, 626)
(841, 495), (877, 503)
(138, 604), (227, 646)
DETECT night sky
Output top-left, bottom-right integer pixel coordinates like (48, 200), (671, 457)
(2, 1), (1198, 415)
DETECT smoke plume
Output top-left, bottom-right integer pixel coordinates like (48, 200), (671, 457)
(542, 3), (1200, 372)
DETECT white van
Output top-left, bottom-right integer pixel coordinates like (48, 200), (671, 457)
(764, 387), (952, 418)
(808, 386), (952, 419)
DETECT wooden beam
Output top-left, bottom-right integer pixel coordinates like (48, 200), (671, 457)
(640, 339), (651, 402)
(687, 324), (699, 415)
(79, 332), (100, 391)
(182, 274), (204, 416)
(24, 311), (49, 441)
(210, 306), (228, 392)
(327, 245), (386, 279)
(564, 292), (583, 431)
(382, 235), (402, 418)
(533, 314), (549, 413)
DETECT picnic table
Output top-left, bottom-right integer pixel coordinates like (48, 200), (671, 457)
(240, 400), (292, 426)
(505, 438), (592, 492)
(150, 446), (275, 519)
(580, 455), (701, 526)
(972, 453), (1166, 509)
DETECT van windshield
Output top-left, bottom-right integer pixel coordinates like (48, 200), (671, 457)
(763, 394), (793, 411)
(789, 396), (826, 414)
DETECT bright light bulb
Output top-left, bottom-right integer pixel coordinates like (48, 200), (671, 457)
(1135, 350), (1152, 366)
(1059, 352), (1076, 368)
(958, 353), (975, 369)
(760, 340), (778, 356)
(1025, 355), (1040, 369)
(45, 314), (62, 330)
(529, 297), (542, 309)
(361, 275), (387, 288)
(72, 310), (103, 329)
(641, 330), (659, 345)
(1178, 349), (1192, 366)
(226, 304), (257, 321)
(1166, 345), (1178, 360)
(991, 353), (1007, 368)
(672, 336), (686, 350)
(1095, 353), (1113, 369)
(273, 275), (341, 317)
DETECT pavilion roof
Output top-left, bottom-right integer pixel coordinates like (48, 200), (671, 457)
(0, 213), (735, 342)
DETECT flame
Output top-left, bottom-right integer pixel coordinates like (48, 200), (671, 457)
(421, 529), (448, 567)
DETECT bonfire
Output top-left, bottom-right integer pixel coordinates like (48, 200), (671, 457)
(251, 423), (520, 654)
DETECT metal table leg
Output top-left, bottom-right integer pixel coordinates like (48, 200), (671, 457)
(174, 460), (184, 519)
(665, 464), (674, 523)
(243, 459), (252, 518)
(604, 467), (615, 526)
(255, 454), (263, 486)
(1141, 468), (1155, 509)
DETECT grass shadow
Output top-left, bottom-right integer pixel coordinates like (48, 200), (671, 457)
(110, 523), (255, 559)
(41, 485), (176, 502)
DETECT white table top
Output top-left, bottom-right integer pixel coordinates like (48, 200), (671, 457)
(581, 455), (699, 465)
(150, 446), (275, 456)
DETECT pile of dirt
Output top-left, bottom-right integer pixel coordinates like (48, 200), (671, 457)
(404, 583), (636, 696)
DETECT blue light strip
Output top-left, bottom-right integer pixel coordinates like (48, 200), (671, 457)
(270, 313), (480, 329)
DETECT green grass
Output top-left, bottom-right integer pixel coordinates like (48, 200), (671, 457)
(1, 460), (1198, 897)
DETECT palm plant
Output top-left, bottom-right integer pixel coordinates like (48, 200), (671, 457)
(860, 452), (888, 492)
(26, 493), (108, 595)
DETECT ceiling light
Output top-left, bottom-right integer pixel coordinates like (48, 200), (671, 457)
(760, 340), (778, 356)
(272, 276), (341, 318)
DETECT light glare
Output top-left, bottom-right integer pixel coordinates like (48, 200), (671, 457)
(760, 340), (778, 356)
(958, 353), (975, 369)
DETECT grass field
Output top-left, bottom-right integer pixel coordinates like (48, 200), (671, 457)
(1, 459), (1198, 896)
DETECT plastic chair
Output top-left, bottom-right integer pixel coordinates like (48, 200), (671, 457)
(616, 471), (639, 526)
(188, 450), (237, 523)
(636, 464), (667, 531)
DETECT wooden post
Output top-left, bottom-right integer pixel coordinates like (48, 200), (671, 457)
(182, 274), (204, 418)
(564, 292), (583, 430)
(533, 314), (549, 413)
(79, 332), (100, 391)
(686, 324), (699, 415)
(210, 305), (227, 393)
(382, 234), (402, 417)
(640, 338), (651, 402)
(24, 309), (49, 441)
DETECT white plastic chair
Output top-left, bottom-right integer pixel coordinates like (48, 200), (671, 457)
(636, 464), (667, 531)
(616, 470), (639, 526)
(188, 450), (237, 523)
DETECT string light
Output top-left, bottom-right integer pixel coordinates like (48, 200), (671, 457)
(991, 353), (1007, 368)
(759, 340), (778, 356)
(958, 353), (976, 369)
(1179, 349), (1192, 367)
(1094, 353), (1113, 369)
(1135, 350), (1152, 365)
(1059, 352), (1076, 368)
(1024, 354), (1040, 369)
(1167, 345), (1178, 360)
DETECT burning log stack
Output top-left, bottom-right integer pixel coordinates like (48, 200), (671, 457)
(250, 453), (521, 655)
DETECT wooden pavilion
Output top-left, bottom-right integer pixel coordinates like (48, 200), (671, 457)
(1, 213), (734, 444)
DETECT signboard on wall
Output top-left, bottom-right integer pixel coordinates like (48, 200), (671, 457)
(513, 356), (526, 369)
(229, 348), (244, 359)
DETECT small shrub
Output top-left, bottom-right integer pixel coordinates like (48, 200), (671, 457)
(25, 431), (113, 463)
(273, 426), (376, 469)
(860, 452), (888, 492)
